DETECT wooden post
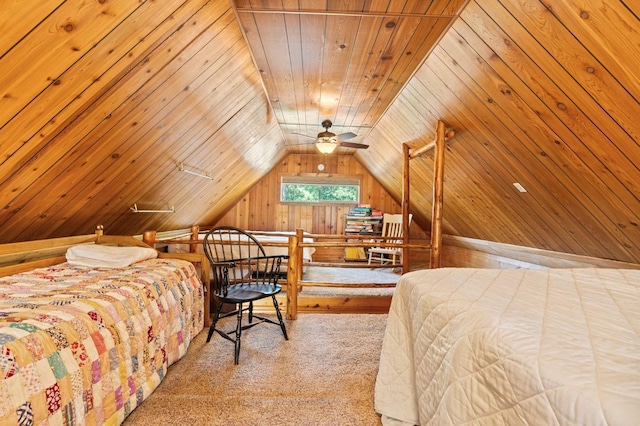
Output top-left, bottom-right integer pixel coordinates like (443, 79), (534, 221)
(402, 143), (411, 274)
(142, 230), (156, 248)
(296, 228), (304, 280)
(95, 225), (104, 243)
(287, 234), (299, 320)
(189, 225), (199, 253)
(430, 120), (446, 268)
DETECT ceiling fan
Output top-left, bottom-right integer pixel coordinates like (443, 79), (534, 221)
(295, 120), (369, 154)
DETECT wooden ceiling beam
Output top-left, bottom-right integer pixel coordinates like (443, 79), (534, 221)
(235, 9), (458, 19)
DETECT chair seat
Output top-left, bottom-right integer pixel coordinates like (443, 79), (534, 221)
(215, 283), (282, 304)
(369, 247), (400, 255)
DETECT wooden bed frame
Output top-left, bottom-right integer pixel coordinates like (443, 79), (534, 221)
(0, 225), (212, 324)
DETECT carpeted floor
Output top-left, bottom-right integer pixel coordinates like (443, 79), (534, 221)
(124, 314), (387, 426)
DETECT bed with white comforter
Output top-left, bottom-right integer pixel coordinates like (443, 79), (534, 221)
(375, 268), (640, 425)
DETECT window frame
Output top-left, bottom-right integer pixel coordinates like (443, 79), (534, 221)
(280, 173), (361, 205)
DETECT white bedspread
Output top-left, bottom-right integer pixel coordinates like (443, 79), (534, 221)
(375, 268), (640, 425)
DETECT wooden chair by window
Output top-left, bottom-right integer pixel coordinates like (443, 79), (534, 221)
(367, 213), (412, 266)
(203, 226), (288, 364)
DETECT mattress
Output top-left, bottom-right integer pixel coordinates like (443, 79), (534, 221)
(375, 268), (640, 425)
(0, 258), (204, 425)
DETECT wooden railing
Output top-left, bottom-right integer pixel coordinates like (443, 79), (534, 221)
(144, 226), (432, 320)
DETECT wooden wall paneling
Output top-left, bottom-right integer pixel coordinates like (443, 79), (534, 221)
(0, 0), (203, 184)
(232, 10), (283, 124)
(419, 17), (629, 260)
(44, 36), (253, 236)
(119, 93), (276, 235)
(458, 2), (640, 260)
(414, 60), (609, 257)
(491, 0), (640, 229)
(536, 0), (640, 97)
(480, 1), (640, 205)
(0, 0), (141, 128)
(65, 32), (265, 236)
(1, 0), (221, 242)
(501, 0), (639, 143)
(4, 6), (242, 241)
(361, 94), (486, 240)
(0, 1), (63, 56)
(422, 52), (579, 248)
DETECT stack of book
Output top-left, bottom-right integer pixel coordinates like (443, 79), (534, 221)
(348, 206), (372, 216)
(345, 205), (383, 235)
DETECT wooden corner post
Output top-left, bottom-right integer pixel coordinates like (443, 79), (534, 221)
(402, 143), (411, 274)
(430, 120), (446, 268)
(286, 234), (299, 320)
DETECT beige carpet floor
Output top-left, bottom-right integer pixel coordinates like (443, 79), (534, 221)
(124, 313), (387, 426)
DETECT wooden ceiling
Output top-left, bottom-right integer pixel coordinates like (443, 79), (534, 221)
(1, 0), (639, 264)
(233, 0), (467, 152)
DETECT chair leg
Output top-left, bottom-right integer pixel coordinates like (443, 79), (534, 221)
(234, 302), (243, 365)
(272, 295), (288, 340)
(206, 301), (224, 343)
(248, 301), (254, 324)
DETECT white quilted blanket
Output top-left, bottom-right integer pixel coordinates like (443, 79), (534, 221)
(374, 268), (640, 425)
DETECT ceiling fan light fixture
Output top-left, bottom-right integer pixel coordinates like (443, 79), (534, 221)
(315, 140), (338, 154)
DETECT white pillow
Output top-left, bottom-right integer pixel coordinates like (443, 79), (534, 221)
(66, 244), (158, 268)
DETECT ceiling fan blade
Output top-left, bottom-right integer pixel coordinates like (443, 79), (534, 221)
(337, 132), (357, 140)
(339, 141), (369, 149)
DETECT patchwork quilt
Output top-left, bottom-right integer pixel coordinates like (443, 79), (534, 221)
(0, 258), (204, 425)
(375, 268), (640, 425)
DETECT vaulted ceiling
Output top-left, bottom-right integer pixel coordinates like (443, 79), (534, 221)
(1, 0), (639, 264)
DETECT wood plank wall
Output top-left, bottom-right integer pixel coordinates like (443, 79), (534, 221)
(213, 153), (428, 262)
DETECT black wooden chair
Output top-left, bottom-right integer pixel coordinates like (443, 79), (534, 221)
(203, 226), (288, 364)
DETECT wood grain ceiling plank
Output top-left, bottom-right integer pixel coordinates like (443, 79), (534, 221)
(318, 14), (361, 119)
(362, 17), (451, 126)
(491, 0), (640, 174)
(0, 0), (143, 131)
(461, 1), (640, 257)
(411, 59), (613, 259)
(5, 4), (240, 241)
(0, 0), (210, 184)
(282, 12), (307, 130)
(298, 3), (326, 127)
(0, 1), (63, 57)
(533, 0), (640, 98)
(44, 47), (258, 239)
(480, 1), (640, 254)
(439, 14), (638, 260)
(333, 15), (390, 127)
(620, 0), (640, 17)
(441, 0), (473, 15)
(252, 11), (300, 125)
(65, 84), (272, 237)
(390, 85), (552, 248)
(234, 10), (285, 123)
(116, 101), (283, 237)
(411, 58), (574, 250)
(0, 1), (233, 209)
(351, 16), (426, 127)
(333, 18), (386, 127)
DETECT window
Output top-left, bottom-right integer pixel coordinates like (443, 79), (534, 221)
(280, 175), (360, 204)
